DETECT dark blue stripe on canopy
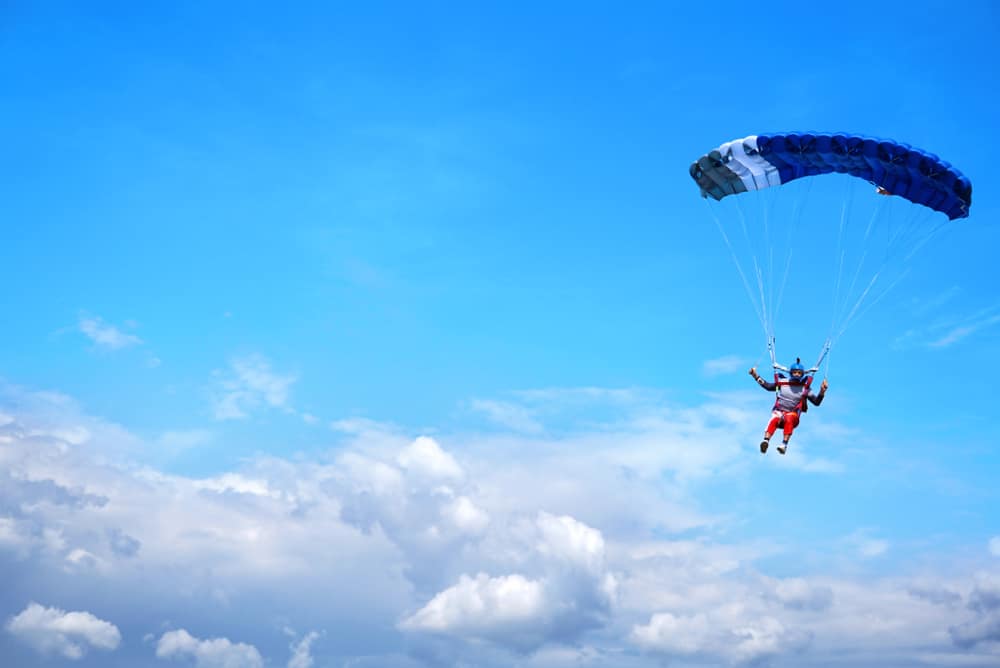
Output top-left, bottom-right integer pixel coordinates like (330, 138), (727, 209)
(754, 133), (972, 220)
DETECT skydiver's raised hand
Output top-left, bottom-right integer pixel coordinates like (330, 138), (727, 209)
(748, 367), (758, 379)
(820, 379), (829, 393)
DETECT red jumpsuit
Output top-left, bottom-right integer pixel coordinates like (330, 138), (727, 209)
(755, 374), (825, 441)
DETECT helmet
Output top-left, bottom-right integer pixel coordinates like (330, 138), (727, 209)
(789, 359), (806, 383)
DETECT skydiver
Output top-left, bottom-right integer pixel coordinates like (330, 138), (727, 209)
(748, 359), (828, 455)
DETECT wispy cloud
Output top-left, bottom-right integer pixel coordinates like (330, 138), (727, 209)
(286, 630), (321, 668)
(843, 529), (890, 559)
(929, 307), (1000, 348)
(512, 387), (643, 405)
(909, 287), (961, 316)
(78, 314), (142, 350)
(702, 355), (749, 377)
(156, 429), (212, 455)
(467, 399), (543, 434)
(211, 355), (297, 420)
(895, 302), (1000, 350)
(859, 539), (889, 558)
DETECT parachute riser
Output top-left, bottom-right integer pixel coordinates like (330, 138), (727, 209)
(812, 339), (831, 377)
(770, 339), (831, 378)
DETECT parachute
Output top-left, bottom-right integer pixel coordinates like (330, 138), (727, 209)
(691, 133), (971, 219)
(690, 132), (973, 373)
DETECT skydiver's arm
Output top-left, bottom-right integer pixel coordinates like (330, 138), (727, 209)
(807, 379), (829, 405)
(749, 367), (776, 391)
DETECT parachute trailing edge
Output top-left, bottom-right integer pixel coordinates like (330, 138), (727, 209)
(690, 133), (972, 220)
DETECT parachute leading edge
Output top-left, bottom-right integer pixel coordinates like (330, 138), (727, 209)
(690, 133), (972, 220)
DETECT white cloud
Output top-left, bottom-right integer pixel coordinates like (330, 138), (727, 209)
(630, 611), (712, 655)
(6, 602), (121, 659)
(443, 496), (489, 534)
(156, 629), (264, 668)
(400, 572), (545, 633)
(211, 355), (297, 420)
(622, 545), (776, 651)
(396, 436), (463, 480)
(78, 315), (142, 350)
(535, 511), (605, 574)
(340, 452), (406, 499)
(703, 355), (748, 377)
(990, 537), (1000, 557)
(192, 473), (276, 497)
(398, 510), (617, 653)
(630, 609), (809, 664)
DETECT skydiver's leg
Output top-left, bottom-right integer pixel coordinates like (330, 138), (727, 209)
(782, 412), (798, 439)
(765, 412), (782, 438)
(761, 411), (782, 453)
(777, 412), (799, 454)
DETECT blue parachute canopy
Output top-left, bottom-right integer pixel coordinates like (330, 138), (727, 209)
(689, 132), (972, 220)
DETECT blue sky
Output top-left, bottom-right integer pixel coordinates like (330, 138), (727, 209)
(1, 2), (999, 666)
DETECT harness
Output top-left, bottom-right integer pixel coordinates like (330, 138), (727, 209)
(771, 373), (814, 416)
(768, 343), (827, 418)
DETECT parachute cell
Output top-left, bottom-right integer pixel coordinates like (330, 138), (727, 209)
(689, 133), (972, 220)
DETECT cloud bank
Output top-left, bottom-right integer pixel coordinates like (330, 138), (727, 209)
(0, 384), (997, 667)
